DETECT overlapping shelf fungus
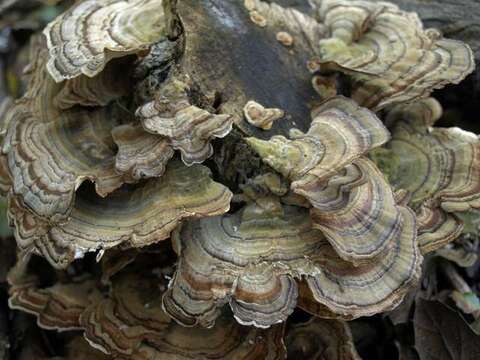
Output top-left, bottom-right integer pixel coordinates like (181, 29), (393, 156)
(0, 0), (478, 358)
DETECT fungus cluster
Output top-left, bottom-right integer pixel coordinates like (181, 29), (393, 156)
(1, 0), (478, 358)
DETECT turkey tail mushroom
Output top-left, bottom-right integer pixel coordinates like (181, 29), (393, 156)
(53, 58), (132, 109)
(2, 0), (477, 353)
(371, 98), (480, 253)
(309, 0), (475, 110)
(2, 105), (126, 223)
(81, 271), (287, 359)
(7, 255), (287, 359)
(43, 0), (171, 82)
(7, 256), (101, 331)
(8, 161), (232, 269)
(415, 204), (463, 254)
(163, 202), (326, 328)
(245, 96), (389, 182)
(302, 157), (413, 263)
(243, 100), (285, 131)
(136, 75), (234, 166)
(305, 206), (421, 318)
(247, 97), (408, 263)
(112, 124), (174, 181)
(163, 197), (420, 325)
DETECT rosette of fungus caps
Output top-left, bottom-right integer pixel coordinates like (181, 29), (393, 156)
(309, 0), (475, 110)
(164, 96), (421, 326)
(0, 0), (478, 358)
(370, 98), (480, 254)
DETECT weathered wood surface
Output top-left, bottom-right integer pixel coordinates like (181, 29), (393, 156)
(176, 0), (320, 138)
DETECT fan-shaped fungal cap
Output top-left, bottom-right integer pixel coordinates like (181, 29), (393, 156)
(6, 195), (52, 259)
(10, 280), (100, 331)
(296, 281), (355, 321)
(163, 202), (327, 328)
(246, 96), (389, 183)
(286, 318), (360, 360)
(165, 195), (421, 323)
(112, 124), (174, 181)
(383, 97), (443, 128)
(8, 252), (286, 359)
(53, 58), (131, 109)
(2, 105), (125, 224)
(310, 0), (475, 109)
(136, 75), (234, 166)
(436, 243), (478, 268)
(13, 36), (62, 123)
(10, 161), (232, 268)
(306, 205), (422, 317)
(416, 204), (463, 254)
(7, 257), (101, 331)
(80, 271), (172, 356)
(247, 97), (401, 262)
(381, 99), (480, 212)
(371, 98), (480, 252)
(20, 33), (130, 113)
(81, 271), (286, 359)
(301, 157), (414, 263)
(243, 100), (285, 130)
(43, 0), (170, 82)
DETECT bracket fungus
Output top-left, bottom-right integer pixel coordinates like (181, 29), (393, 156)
(53, 58), (131, 110)
(241, 96), (421, 318)
(163, 202), (325, 328)
(3, 105), (125, 223)
(370, 98), (480, 253)
(7, 255), (102, 331)
(246, 96), (411, 263)
(43, 0), (171, 82)
(1, 0), (479, 357)
(8, 161), (232, 268)
(7, 255), (286, 359)
(0, 20), (233, 270)
(164, 193), (421, 325)
(246, 96), (390, 182)
(81, 271), (286, 359)
(243, 100), (285, 130)
(1, 36), (131, 227)
(309, 0), (475, 110)
(304, 207), (420, 317)
(136, 75), (234, 166)
(112, 124), (174, 181)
